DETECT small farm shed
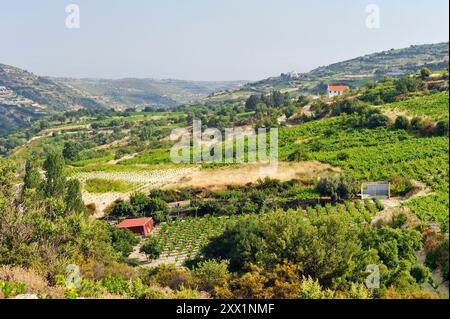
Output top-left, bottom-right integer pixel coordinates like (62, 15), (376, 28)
(361, 182), (390, 199)
(116, 217), (153, 237)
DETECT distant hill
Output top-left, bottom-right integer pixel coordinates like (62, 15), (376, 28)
(55, 78), (247, 110)
(0, 63), (106, 134)
(0, 63), (245, 134)
(206, 42), (449, 103)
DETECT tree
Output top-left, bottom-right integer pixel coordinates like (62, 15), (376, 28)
(62, 141), (82, 162)
(0, 159), (15, 209)
(297, 95), (312, 107)
(420, 67), (432, 80)
(129, 192), (151, 215)
(192, 260), (231, 295)
(110, 226), (140, 258)
(200, 212), (375, 290)
(139, 125), (154, 141)
(316, 175), (358, 202)
(245, 95), (260, 111)
(65, 179), (86, 214)
(23, 159), (42, 191)
(43, 151), (66, 198)
(396, 76), (420, 94)
(394, 116), (410, 130)
(148, 198), (170, 221)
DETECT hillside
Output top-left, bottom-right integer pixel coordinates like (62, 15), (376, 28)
(206, 42), (449, 102)
(1, 67), (448, 299)
(56, 78), (247, 110)
(0, 64), (106, 134)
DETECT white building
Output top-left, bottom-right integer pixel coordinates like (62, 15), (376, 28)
(327, 85), (349, 98)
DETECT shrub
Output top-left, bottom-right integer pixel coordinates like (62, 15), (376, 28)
(394, 116), (410, 130)
(420, 67), (432, 80)
(410, 265), (432, 284)
(192, 260), (230, 295)
(148, 264), (194, 291)
(367, 114), (390, 128)
(316, 175), (358, 202)
(101, 275), (129, 295)
(435, 121), (449, 136)
(411, 117), (424, 130)
(389, 175), (413, 196)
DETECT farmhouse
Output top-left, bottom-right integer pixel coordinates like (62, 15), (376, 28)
(327, 85), (349, 98)
(116, 217), (153, 236)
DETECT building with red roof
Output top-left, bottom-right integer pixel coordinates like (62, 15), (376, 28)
(327, 85), (349, 98)
(116, 217), (153, 237)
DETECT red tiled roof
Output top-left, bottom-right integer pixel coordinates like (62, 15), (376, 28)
(328, 85), (349, 91)
(116, 217), (152, 228)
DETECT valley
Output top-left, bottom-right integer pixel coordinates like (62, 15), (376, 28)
(1, 44), (449, 300)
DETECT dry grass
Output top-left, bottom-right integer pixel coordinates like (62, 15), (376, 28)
(0, 265), (64, 298)
(171, 161), (340, 191)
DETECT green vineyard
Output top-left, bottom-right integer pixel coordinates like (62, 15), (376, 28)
(150, 198), (384, 263)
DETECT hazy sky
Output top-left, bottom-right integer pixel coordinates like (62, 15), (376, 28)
(0, 0), (448, 81)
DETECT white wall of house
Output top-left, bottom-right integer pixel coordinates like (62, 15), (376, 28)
(328, 90), (344, 98)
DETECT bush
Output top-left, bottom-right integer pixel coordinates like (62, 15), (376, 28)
(411, 117), (425, 130)
(192, 260), (230, 295)
(389, 175), (413, 196)
(435, 121), (449, 136)
(367, 114), (390, 128)
(410, 265), (431, 284)
(420, 67), (432, 80)
(101, 275), (129, 295)
(148, 264), (194, 291)
(394, 116), (410, 130)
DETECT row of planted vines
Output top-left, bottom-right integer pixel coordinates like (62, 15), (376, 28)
(150, 198), (384, 263)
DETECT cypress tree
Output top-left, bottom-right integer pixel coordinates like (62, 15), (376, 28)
(43, 151), (66, 198)
(23, 159), (42, 191)
(65, 179), (86, 214)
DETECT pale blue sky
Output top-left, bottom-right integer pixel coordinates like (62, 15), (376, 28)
(0, 0), (448, 80)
